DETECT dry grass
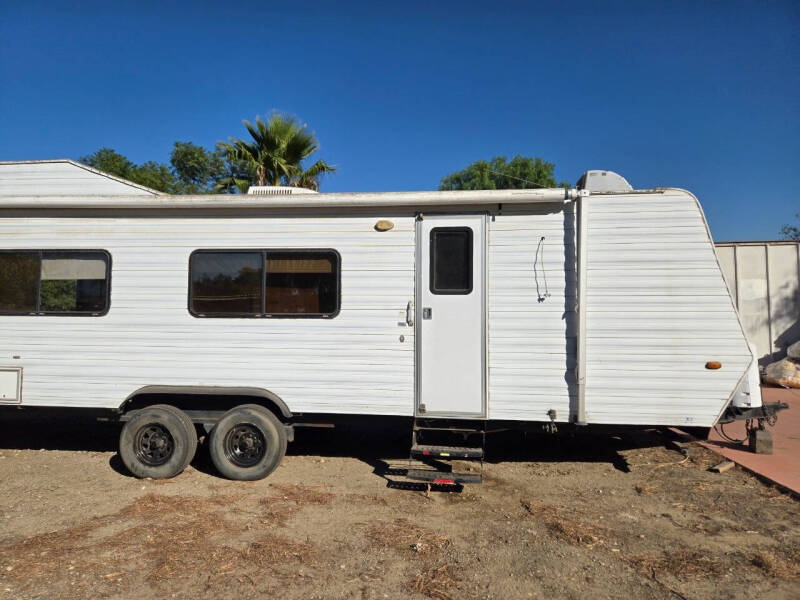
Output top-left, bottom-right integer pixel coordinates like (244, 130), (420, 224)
(634, 481), (659, 495)
(364, 518), (450, 558)
(627, 549), (728, 580)
(749, 546), (800, 580)
(258, 483), (334, 526)
(343, 492), (389, 505)
(269, 483), (334, 505)
(239, 533), (315, 567)
(521, 500), (604, 548)
(0, 491), (318, 596)
(405, 564), (460, 600)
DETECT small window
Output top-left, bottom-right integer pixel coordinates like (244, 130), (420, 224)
(430, 227), (473, 294)
(0, 250), (111, 315)
(189, 249), (340, 318)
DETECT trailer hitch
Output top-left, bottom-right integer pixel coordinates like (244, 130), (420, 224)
(718, 401), (789, 426)
(717, 401), (789, 454)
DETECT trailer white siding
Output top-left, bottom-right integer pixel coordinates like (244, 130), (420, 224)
(0, 215), (416, 414)
(488, 205), (577, 421)
(583, 191), (752, 426)
(0, 160), (159, 196)
(0, 186), (753, 427)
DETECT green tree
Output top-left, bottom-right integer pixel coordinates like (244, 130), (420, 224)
(131, 161), (176, 193)
(217, 113), (335, 192)
(170, 141), (226, 194)
(781, 214), (799, 241)
(80, 148), (177, 193)
(439, 155), (569, 191)
(79, 148), (135, 180)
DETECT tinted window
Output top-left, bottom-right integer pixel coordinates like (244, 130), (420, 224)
(430, 228), (473, 294)
(0, 253), (39, 313)
(39, 252), (109, 313)
(189, 250), (340, 318)
(0, 250), (110, 315)
(266, 252), (339, 315)
(190, 252), (264, 315)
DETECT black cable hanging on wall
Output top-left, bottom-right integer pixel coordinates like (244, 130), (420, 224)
(534, 236), (550, 303)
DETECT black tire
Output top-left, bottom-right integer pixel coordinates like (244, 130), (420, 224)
(159, 404), (199, 470)
(119, 404), (198, 479)
(209, 404), (287, 481)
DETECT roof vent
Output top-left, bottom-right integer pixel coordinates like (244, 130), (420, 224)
(246, 186), (319, 196)
(576, 170), (633, 192)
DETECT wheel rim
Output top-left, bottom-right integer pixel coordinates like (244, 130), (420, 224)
(134, 423), (175, 466)
(224, 423), (266, 467)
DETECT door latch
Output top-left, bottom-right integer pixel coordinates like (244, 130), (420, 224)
(422, 307), (432, 320)
(406, 300), (414, 326)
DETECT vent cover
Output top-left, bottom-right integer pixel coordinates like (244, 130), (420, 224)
(246, 186), (319, 196)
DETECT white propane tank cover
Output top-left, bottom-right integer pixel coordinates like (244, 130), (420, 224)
(576, 170), (633, 192)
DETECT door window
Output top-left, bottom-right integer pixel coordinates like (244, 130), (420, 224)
(429, 227), (473, 294)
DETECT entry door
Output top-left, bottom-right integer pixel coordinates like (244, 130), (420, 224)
(417, 214), (486, 417)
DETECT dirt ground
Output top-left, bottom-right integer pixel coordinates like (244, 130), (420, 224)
(0, 411), (798, 600)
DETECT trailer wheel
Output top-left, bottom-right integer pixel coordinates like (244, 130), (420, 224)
(208, 404), (287, 481)
(119, 404), (198, 479)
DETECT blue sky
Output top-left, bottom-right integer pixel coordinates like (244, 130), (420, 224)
(1, 1), (797, 240)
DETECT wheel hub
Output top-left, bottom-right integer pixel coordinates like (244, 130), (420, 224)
(224, 423), (266, 468)
(134, 423), (175, 466)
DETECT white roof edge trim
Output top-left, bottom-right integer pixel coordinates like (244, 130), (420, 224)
(0, 159), (163, 196)
(0, 187), (686, 210)
(0, 187), (580, 209)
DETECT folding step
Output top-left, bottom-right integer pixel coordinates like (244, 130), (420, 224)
(406, 469), (482, 485)
(411, 444), (484, 459)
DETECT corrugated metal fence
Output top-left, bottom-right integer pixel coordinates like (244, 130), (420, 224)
(716, 241), (800, 364)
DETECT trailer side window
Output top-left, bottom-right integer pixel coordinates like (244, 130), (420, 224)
(0, 253), (39, 313)
(190, 252), (264, 316)
(266, 252), (338, 315)
(430, 227), (473, 294)
(0, 250), (111, 315)
(189, 250), (340, 318)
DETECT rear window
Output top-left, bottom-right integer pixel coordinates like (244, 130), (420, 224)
(0, 250), (111, 315)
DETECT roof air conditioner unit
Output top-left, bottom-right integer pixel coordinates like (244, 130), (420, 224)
(246, 186), (319, 196)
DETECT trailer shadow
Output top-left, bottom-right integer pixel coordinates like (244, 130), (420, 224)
(0, 409), (679, 483)
(0, 408), (120, 452)
(288, 421), (680, 489)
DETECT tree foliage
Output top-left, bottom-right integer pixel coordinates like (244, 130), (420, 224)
(217, 113), (335, 192)
(80, 144), (227, 194)
(781, 214), (799, 241)
(80, 148), (177, 193)
(439, 155), (569, 191)
(170, 142), (226, 194)
(79, 113), (335, 195)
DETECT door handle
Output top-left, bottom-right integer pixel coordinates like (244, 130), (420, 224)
(422, 307), (432, 320)
(406, 300), (414, 326)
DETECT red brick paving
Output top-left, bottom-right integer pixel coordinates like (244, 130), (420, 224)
(700, 387), (800, 494)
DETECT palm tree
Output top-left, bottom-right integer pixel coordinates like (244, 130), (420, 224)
(216, 113), (335, 192)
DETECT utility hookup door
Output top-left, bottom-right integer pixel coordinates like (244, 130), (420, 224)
(416, 214), (486, 418)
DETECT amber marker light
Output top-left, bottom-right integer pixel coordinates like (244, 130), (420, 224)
(705, 361), (722, 370)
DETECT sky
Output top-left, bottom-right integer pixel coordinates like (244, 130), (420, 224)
(1, 1), (797, 241)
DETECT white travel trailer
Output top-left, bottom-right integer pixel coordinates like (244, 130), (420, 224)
(0, 163), (785, 483)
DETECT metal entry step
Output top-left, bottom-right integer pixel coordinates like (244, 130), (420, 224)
(411, 444), (484, 459)
(406, 469), (482, 485)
